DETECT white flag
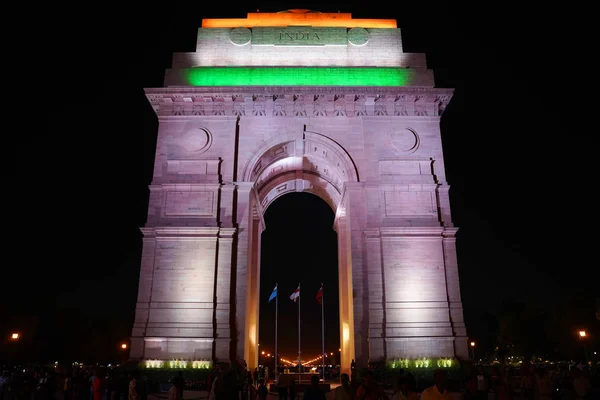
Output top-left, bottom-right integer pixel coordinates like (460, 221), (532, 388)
(289, 286), (300, 302)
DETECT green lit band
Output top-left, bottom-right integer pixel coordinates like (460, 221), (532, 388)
(176, 67), (412, 86)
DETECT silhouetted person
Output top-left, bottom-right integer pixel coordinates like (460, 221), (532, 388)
(278, 382), (288, 400)
(356, 370), (387, 400)
(304, 375), (326, 400)
(257, 379), (268, 400)
(420, 369), (452, 400)
(289, 380), (297, 400)
(253, 368), (259, 388)
(334, 373), (353, 400)
(172, 372), (184, 400)
(128, 371), (139, 400)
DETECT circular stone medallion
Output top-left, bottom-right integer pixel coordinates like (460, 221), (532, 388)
(230, 27), (252, 46)
(348, 28), (369, 46)
(389, 128), (420, 153)
(181, 127), (212, 153)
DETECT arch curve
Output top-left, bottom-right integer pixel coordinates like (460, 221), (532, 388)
(242, 130), (359, 185)
(243, 130), (359, 214)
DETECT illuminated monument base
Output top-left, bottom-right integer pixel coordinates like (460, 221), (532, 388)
(131, 10), (468, 374)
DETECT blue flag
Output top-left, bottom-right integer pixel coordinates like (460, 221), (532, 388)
(268, 285), (277, 303)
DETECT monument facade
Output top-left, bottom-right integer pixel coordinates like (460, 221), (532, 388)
(131, 9), (468, 373)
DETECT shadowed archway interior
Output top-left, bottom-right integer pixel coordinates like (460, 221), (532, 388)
(259, 192), (340, 365)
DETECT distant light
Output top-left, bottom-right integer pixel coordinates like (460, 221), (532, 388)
(470, 341), (475, 347)
(330, 352), (333, 355)
(11, 333), (19, 340)
(121, 343), (128, 349)
(594, 352), (597, 355)
(267, 353), (270, 357)
(579, 330), (587, 338)
(338, 348), (341, 351)
(262, 351), (265, 355)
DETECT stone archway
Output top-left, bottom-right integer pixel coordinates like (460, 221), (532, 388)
(241, 129), (359, 376)
(131, 10), (470, 373)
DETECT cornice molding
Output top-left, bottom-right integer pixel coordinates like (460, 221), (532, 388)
(140, 227), (221, 238)
(144, 87), (454, 118)
(379, 227), (446, 237)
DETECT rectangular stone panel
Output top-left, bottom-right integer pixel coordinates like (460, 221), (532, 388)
(379, 160), (433, 177)
(383, 191), (435, 216)
(252, 27), (347, 46)
(151, 240), (217, 303)
(386, 337), (455, 358)
(164, 191), (215, 216)
(144, 339), (212, 360)
(166, 160), (220, 175)
(385, 307), (450, 323)
(149, 308), (213, 324)
(382, 238), (446, 303)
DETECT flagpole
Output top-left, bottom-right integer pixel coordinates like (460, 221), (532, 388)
(298, 282), (301, 383)
(275, 282), (278, 383)
(321, 283), (325, 382)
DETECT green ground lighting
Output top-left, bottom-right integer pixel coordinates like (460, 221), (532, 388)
(183, 67), (411, 86)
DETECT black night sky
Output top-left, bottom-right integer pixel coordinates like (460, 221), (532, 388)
(3, 2), (597, 364)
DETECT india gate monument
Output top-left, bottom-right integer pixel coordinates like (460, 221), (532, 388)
(131, 9), (469, 373)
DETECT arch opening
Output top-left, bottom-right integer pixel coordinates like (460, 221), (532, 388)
(258, 192), (340, 374)
(243, 135), (357, 376)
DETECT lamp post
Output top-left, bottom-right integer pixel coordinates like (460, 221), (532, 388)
(579, 330), (587, 363)
(120, 342), (128, 364)
(9, 333), (20, 365)
(470, 341), (476, 361)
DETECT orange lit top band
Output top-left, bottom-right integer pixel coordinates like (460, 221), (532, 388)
(201, 11), (397, 29)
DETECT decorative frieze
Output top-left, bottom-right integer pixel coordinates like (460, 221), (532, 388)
(146, 87), (453, 118)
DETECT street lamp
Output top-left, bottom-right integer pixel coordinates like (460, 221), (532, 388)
(119, 342), (129, 364)
(470, 341), (476, 360)
(578, 330), (588, 363)
(11, 333), (20, 340)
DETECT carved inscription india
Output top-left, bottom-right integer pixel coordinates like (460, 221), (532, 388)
(279, 31), (321, 41)
(251, 27), (347, 46)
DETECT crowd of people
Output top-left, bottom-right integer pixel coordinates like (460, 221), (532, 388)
(2, 360), (597, 400)
(460, 362), (595, 400)
(0, 365), (148, 400)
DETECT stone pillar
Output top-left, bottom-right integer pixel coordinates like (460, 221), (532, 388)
(344, 183), (369, 368)
(364, 229), (385, 362)
(244, 212), (263, 370)
(381, 227), (455, 359)
(233, 182), (252, 364)
(130, 229), (157, 360)
(233, 182), (261, 367)
(214, 227), (236, 362)
(334, 212), (355, 378)
(443, 228), (469, 359)
(214, 184), (236, 362)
